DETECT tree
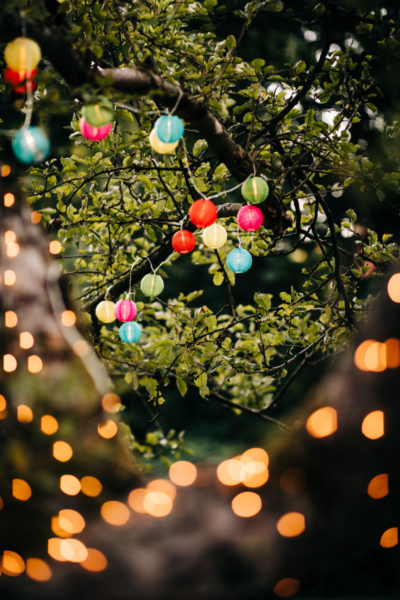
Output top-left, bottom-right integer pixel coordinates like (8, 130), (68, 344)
(0, 0), (400, 595)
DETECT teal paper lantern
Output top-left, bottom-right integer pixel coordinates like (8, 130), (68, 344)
(227, 248), (252, 274)
(12, 127), (50, 164)
(154, 115), (184, 143)
(241, 177), (269, 204)
(140, 273), (164, 297)
(119, 321), (142, 343)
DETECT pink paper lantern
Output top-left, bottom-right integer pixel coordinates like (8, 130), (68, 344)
(79, 117), (112, 141)
(114, 299), (137, 321)
(237, 205), (263, 232)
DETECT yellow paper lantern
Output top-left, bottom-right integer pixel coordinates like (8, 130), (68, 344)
(202, 223), (227, 249)
(4, 37), (41, 72)
(149, 129), (179, 154)
(95, 300), (116, 323)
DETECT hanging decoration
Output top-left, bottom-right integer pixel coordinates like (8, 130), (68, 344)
(79, 118), (112, 141)
(4, 67), (38, 94)
(237, 205), (263, 232)
(189, 199), (217, 229)
(227, 248), (252, 274)
(149, 129), (179, 154)
(140, 273), (164, 297)
(202, 223), (227, 249)
(172, 230), (196, 254)
(114, 299), (137, 322)
(12, 126), (50, 164)
(4, 37), (41, 72)
(154, 115), (184, 144)
(95, 300), (116, 323)
(82, 99), (114, 127)
(241, 176), (269, 204)
(119, 321), (142, 343)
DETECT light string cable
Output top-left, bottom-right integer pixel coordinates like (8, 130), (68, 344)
(128, 256), (142, 298)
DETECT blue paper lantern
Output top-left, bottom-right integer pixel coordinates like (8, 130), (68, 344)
(119, 321), (142, 343)
(12, 127), (50, 164)
(227, 248), (252, 274)
(154, 115), (184, 143)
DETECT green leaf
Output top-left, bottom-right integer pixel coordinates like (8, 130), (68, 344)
(176, 377), (188, 398)
(213, 271), (224, 286)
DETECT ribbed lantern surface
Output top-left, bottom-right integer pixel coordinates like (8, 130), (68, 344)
(154, 115), (184, 143)
(4, 37), (41, 72)
(189, 199), (218, 229)
(114, 299), (137, 322)
(241, 177), (269, 204)
(119, 322), (142, 343)
(80, 118), (112, 141)
(149, 129), (179, 154)
(202, 223), (227, 249)
(172, 230), (196, 254)
(4, 67), (38, 93)
(227, 248), (252, 273)
(140, 274), (164, 297)
(95, 301), (116, 323)
(12, 127), (50, 164)
(237, 205), (263, 232)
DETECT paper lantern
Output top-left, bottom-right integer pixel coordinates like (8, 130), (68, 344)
(82, 100), (114, 127)
(149, 129), (179, 154)
(12, 127), (50, 164)
(119, 321), (142, 343)
(227, 248), (252, 273)
(79, 118), (111, 141)
(172, 230), (196, 254)
(114, 299), (137, 321)
(4, 37), (41, 72)
(95, 300), (116, 323)
(202, 223), (227, 249)
(241, 177), (269, 204)
(4, 67), (38, 94)
(189, 199), (217, 229)
(237, 205), (263, 232)
(154, 115), (184, 143)
(140, 273), (164, 297)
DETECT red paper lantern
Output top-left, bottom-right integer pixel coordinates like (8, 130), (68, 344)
(4, 67), (38, 94)
(188, 199), (217, 229)
(172, 230), (196, 254)
(237, 205), (263, 232)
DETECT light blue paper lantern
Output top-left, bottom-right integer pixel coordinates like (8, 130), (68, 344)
(12, 126), (50, 164)
(119, 321), (142, 343)
(154, 115), (184, 143)
(227, 248), (252, 274)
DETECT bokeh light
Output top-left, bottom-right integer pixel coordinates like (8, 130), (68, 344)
(276, 512), (305, 537)
(231, 491), (262, 518)
(367, 474), (389, 499)
(60, 474), (81, 495)
(53, 441), (73, 462)
(17, 404), (33, 423)
(80, 548), (108, 572)
(41, 414), (59, 435)
(12, 478), (32, 501)
(100, 501), (130, 525)
(361, 410), (384, 439)
(306, 407), (337, 438)
(81, 475), (103, 497)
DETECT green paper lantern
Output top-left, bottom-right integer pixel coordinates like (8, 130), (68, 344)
(241, 177), (269, 204)
(140, 273), (164, 297)
(82, 99), (114, 127)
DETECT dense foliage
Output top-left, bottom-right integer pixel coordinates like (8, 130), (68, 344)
(2, 0), (400, 461)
